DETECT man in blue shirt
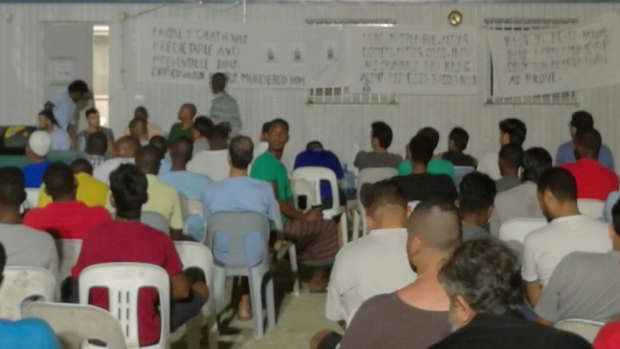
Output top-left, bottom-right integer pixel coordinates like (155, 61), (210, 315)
(158, 138), (211, 241)
(556, 110), (614, 170)
(45, 80), (89, 132)
(294, 141), (344, 209)
(22, 131), (52, 188)
(203, 135), (279, 319)
(0, 242), (61, 349)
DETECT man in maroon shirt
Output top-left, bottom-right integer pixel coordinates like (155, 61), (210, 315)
(560, 128), (618, 201)
(24, 162), (111, 239)
(72, 164), (209, 346)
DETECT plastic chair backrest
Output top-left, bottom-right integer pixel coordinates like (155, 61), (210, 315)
(0, 266), (56, 320)
(356, 167), (398, 192)
(292, 167), (340, 210)
(578, 199), (605, 220)
(499, 218), (547, 253)
(25, 188), (39, 209)
(291, 179), (317, 212)
(604, 191), (620, 223)
(23, 302), (127, 349)
(56, 239), (82, 282)
(206, 211), (270, 269)
(554, 319), (605, 343)
(140, 211), (170, 234)
(78, 263), (171, 349)
(453, 166), (475, 186)
(174, 241), (214, 293)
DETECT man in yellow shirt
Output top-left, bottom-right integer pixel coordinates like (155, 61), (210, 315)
(37, 159), (108, 208)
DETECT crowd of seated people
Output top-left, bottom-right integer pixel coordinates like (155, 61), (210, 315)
(3, 99), (620, 349)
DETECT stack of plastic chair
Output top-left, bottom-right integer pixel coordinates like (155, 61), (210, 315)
(0, 266), (56, 320)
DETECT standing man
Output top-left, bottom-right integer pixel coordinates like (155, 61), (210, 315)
(45, 79), (90, 134)
(209, 73), (242, 137)
(168, 103), (197, 143)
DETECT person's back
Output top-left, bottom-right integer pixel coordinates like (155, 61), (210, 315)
(187, 149), (230, 181)
(38, 160), (109, 208)
(392, 173), (457, 202)
(354, 121), (402, 170)
(93, 136), (140, 185)
(442, 150), (477, 168)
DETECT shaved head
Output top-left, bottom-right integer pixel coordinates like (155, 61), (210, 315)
(407, 200), (462, 254)
(114, 136), (141, 158)
(135, 145), (161, 175)
(170, 137), (193, 164)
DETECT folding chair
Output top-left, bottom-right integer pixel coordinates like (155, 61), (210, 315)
(0, 266), (56, 320)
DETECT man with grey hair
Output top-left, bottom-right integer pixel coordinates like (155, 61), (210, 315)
(429, 239), (591, 349)
(203, 135), (279, 319)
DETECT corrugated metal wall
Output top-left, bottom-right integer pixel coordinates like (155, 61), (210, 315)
(1, 2), (620, 166)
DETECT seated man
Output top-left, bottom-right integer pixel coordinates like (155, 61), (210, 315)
(76, 108), (114, 152)
(560, 128), (618, 200)
(523, 167), (611, 306)
(0, 167), (58, 277)
(398, 127), (456, 181)
(391, 134), (457, 203)
(37, 158), (109, 208)
(123, 106), (163, 138)
(0, 242), (62, 349)
(84, 131), (108, 169)
(441, 127), (478, 168)
(495, 144), (523, 193)
(326, 180), (416, 326)
(135, 146), (184, 239)
(128, 118), (149, 146)
(72, 164), (208, 347)
(354, 121), (402, 170)
(93, 136), (140, 185)
(489, 147), (552, 236)
(187, 125), (230, 181)
(24, 162), (111, 239)
(294, 141), (344, 209)
(168, 103), (196, 143)
(192, 116), (213, 153)
(159, 138), (211, 241)
(339, 201), (459, 349)
(37, 110), (70, 151)
(535, 197), (620, 324)
(22, 131), (52, 188)
(203, 135), (280, 318)
(479, 118), (527, 180)
(458, 172), (496, 240)
(251, 119), (339, 292)
(556, 110), (614, 170)
(429, 239), (591, 349)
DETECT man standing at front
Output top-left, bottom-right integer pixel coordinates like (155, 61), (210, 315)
(209, 73), (242, 137)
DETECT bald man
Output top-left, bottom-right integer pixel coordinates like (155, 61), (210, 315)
(159, 138), (211, 241)
(339, 200), (460, 349)
(135, 146), (185, 240)
(93, 136), (140, 185)
(168, 103), (197, 143)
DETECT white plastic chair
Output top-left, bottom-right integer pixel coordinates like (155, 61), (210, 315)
(554, 319), (605, 343)
(140, 211), (170, 234)
(23, 302), (127, 349)
(172, 241), (218, 349)
(180, 197), (206, 241)
(352, 167), (398, 240)
(56, 239), (82, 283)
(273, 206), (300, 296)
(0, 266), (57, 320)
(25, 187), (40, 208)
(291, 179), (317, 213)
(453, 166), (475, 187)
(604, 191), (620, 223)
(78, 263), (171, 349)
(578, 199), (605, 220)
(206, 211), (275, 338)
(292, 167), (348, 244)
(498, 218), (548, 254)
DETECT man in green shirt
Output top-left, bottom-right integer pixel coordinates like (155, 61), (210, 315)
(251, 118), (339, 292)
(168, 103), (196, 143)
(397, 127), (456, 182)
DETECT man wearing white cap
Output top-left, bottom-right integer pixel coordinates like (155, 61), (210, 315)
(21, 131), (52, 188)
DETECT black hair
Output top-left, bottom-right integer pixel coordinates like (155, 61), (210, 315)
(229, 135), (254, 169)
(211, 72), (228, 90)
(537, 167), (577, 202)
(70, 158), (94, 176)
(0, 242), (5, 284)
(135, 145), (162, 175)
(0, 167), (26, 207)
(521, 147), (552, 183)
(306, 141), (323, 150)
(417, 127), (440, 151)
(269, 118), (289, 131)
(68, 80), (89, 94)
(449, 127), (469, 151)
(43, 162), (76, 199)
(181, 103), (197, 117)
(570, 110), (594, 131)
(109, 164), (148, 220)
(459, 172), (497, 214)
(134, 106), (148, 116)
(86, 131), (108, 156)
(498, 144), (524, 171)
(574, 128), (602, 157)
(499, 118), (527, 146)
(611, 199), (620, 236)
(261, 122), (271, 135)
(194, 116), (214, 138)
(408, 135), (434, 165)
(148, 135), (168, 159)
(362, 179), (407, 212)
(84, 108), (99, 118)
(209, 125), (230, 141)
(371, 121), (393, 149)
(39, 110), (60, 127)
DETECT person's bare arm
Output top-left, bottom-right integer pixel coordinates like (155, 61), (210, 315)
(171, 272), (191, 300)
(525, 281), (542, 306)
(267, 181), (321, 221)
(170, 229), (186, 241)
(44, 101), (54, 110)
(534, 317), (554, 326)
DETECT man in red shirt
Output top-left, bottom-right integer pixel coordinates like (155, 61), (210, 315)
(560, 128), (618, 201)
(24, 162), (111, 239)
(72, 164), (209, 346)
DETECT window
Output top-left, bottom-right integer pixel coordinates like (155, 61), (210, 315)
(306, 19), (397, 105)
(485, 18), (579, 106)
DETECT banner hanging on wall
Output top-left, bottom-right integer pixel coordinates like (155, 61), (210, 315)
(488, 14), (620, 98)
(137, 19), (347, 89)
(346, 27), (478, 95)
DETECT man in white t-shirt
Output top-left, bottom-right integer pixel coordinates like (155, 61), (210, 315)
(522, 167), (611, 306)
(187, 125), (229, 181)
(326, 179), (416, 325)
(479, 118), (527, 180)
(93, 136), (139, 185)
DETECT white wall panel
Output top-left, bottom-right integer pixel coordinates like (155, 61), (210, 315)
(1, 2), (620, 168)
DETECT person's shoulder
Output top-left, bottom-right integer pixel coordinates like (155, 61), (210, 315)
(543, 325), (594, 348)
(357, 293), (398, 314)
(0, 223), (53, 243)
